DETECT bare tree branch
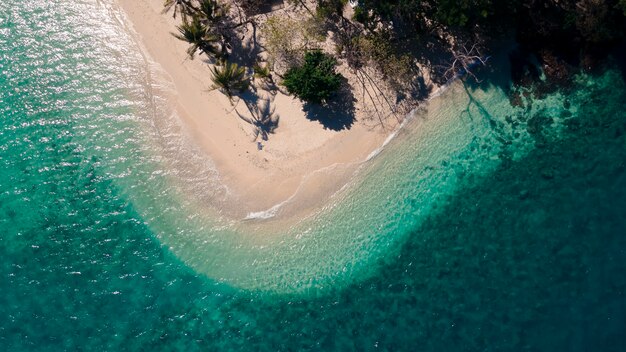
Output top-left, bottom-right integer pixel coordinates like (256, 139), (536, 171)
(438, 42), (490, 83)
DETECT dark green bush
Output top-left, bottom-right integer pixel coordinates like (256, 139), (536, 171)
(283, 50), (342, 104)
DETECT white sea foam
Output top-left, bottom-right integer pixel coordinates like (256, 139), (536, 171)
(102, 0), (541, 294)
(244, 202), (287, 220)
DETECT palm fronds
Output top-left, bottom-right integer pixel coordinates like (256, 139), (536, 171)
(253, 63), (271, 80)
(172, 16), (220, 59)
(197, 0), (227, 24)
(210, 62), (249, 99)
(162, 0), (199, 18)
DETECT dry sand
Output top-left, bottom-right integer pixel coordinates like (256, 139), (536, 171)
(116, 0), (398, 220)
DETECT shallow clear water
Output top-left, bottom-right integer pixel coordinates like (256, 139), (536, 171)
(1, 0), (626, 350)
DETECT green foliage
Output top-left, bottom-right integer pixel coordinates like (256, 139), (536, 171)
(262, 15), (325, 71)
(353, 0), (519, 29)
(253, 63), (271, 80)
(433, 0), (492, 27)
(198, 0), (226, 24)
(172, 16), (220, 59)
(352, 0), (422, 27)
(210, 62), (249, 98)
(262, 16), (301, 68)
(169, 0), (232, 60)
(316, 0), (347, 19)
(162, 0), (199, 18)
(348, 32), (414, 89)
(283, 51), (342, 104)
(352, 6), (368, 23)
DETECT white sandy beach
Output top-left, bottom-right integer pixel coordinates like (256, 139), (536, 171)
(116, 0), (402, 220)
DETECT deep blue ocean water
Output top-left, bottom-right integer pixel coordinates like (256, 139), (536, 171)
(1, 0), (625, 351)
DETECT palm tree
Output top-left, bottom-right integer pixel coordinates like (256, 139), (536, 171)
(197, 0), (226, 25)
(197, 0), (231, 58)
(210, 62), (249, 99)
(162, 0), (199, 18)
(172, 16), (220, 59)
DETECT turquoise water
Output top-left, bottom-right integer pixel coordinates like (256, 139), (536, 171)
(2, 0), (626, 350)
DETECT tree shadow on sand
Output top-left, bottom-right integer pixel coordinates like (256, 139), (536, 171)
(234, 90), (280, 141)
(302, 79), (356, 131)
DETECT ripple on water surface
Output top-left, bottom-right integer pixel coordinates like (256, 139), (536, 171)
(0, 0), (608, 294)
(2, 0), (626, 350)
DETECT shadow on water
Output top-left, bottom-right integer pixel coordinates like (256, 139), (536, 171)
(461, 40), (520, 94)
(6, 65), (625, 350)
(69, 59), (624, 352)
(233, 67), (626, 351)
(611, 41), (626, 82)
(3, 24), (626, 348)
(302, 78), (356, 131)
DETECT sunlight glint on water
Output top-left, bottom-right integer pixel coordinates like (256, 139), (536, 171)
(0, 0), (597, 293)
(1, 0), (626, 350)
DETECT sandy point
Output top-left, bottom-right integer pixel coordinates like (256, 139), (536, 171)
(115, 0), (404, 222)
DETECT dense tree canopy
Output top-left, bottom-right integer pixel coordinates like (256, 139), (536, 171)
(166, 0), (626, 123)
(357, 0), (625, 35)
(283, 51), (342, 104)
(350, 0), (625, 72)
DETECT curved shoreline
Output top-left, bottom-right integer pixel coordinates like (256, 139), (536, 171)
(85, 0), (562, 293)
(243, 81), (456, 221)
(114, 0), (411, 223)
